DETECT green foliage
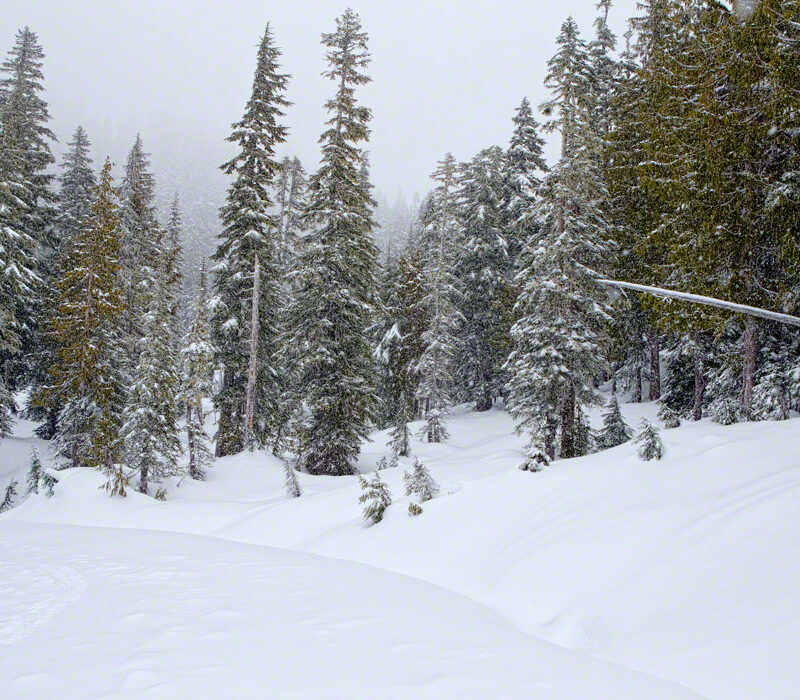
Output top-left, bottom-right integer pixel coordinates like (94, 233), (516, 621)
(635, 418), (663, 461)
(359, 472), (392, 525)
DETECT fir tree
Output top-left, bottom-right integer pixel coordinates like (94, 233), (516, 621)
(359, 472), (392, 525)
(0, 479), (18, 512)
(712, 398), (740, 426)
(40, 469), (56, 497)
(635, 418), (663, 461)
(121, 233), (183, 495)
(180, 263), (214, 481)
(27, 125), (96, 438)
(50, 158), (126, 492)
(284, 461), (302, 498)
(403, 458), (438, 503)
(597, 395), (633, 449)
(283, 9), (379, 475)
(415, 155), (461, 442)
(388, 391), (411, 457)
(657, 403), (681, 428)
(26, 446), (43, 495)
(212, 24), (290, 455)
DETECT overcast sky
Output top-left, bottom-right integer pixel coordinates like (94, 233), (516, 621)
(2, 0), (638, 201)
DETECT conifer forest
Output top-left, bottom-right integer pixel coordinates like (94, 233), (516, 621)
(2, 2), (800, 698)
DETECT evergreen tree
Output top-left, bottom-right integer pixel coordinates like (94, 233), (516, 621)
(121, 229), (183, 495)
(657, 402), (681, 428)
(164, 194), (185, 343)
(457, 145), (509, 412)
(403, 458), (438, 502)
(388, 391), (411, 457)
(26, 446), (43, 495)
(0, 479), (18, 512)
(274, 155), (308, 268)
(180, 263), (214, 481)
(212, 24), (290, 455)
(284, 461), (302, 498)
(635, 418), (663, 460)
(40, 469), (56, 497)
(506, 17), (611, 463)
(50, 159), (126, 491)
(359, 472), (392, 525)
(597, 395), (633, 449)
(415, 155), (461, 441)
(27, 125), (96, 438)
(283, 9), (379, 475)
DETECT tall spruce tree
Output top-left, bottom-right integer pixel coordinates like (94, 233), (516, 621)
(415, 154), (461, 442)
(212, 24), (290, 456)
(50, 159), (126, 492)
(283, 9), (379, 475)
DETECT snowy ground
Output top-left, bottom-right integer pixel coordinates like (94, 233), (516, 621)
(2, 398), (800, 698)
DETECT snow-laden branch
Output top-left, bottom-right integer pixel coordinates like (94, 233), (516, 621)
(598, 279), (800, 328)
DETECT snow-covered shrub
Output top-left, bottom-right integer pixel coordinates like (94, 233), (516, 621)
(26, 447), (43, 495)
(408, 502), (423, 517)
(41, 471), (58, 497)
(403, 458), (439, 502)
(359, 474), (392, 525)
(657, 403), (681, 429)
(376, 454), (398, 471)
(520, 444), (549, 472)
(712, 398), (739, 425)
(284, 461), (302, 498)
(635, 419), (663, 461)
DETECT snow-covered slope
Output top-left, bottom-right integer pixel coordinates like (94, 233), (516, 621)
(3, 400), (800, 698)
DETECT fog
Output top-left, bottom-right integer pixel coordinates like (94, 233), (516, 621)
(2, 0), (637, 241)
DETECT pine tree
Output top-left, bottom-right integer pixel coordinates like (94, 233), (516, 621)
(27, 125), (96, 438)
(457, 146), (509, 412)
(118, 135), (160, 380)
(122, 229), (183, 495)
(506, 17), (612, 463)
(283, 9), (379, 475)
(164, 194), (185, 343)
(0, 479), (18, 512)
(180, 262), (214, 481)
(657, 402), (681, 428)
(359, 472), (392, 525)
(635, 418), (663, 460)
(40, 469), (56, 497)
(712, 398), (739, 426)
(274, 155), (308, 269)
(26, 446), (43, 495)
(50, 159), (126, 490)
(415, 155), (461, 442)
(597, 395), (633, 449)
(388, 391), (411, 457)
(212, 24), (290, 455)
(403, 458), (438, 502)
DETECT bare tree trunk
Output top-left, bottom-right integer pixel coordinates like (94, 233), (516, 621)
(648, 330), (661, 400)
(740, 316), (758, 420)
(693, 343), (705, 422)
(611, 369), (617, 396)
(139, 465), (148, 495)
(243, 253), (261, 449)
(187, 404), (197, 479)
(560, 383), (575, 459)
(545, 417), (557, 462)
(633, 365), (642, 403)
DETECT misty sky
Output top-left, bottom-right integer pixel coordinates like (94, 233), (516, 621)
(3, 0), (638, 202)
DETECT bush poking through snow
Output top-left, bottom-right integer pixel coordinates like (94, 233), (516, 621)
(154, 487), (168, 501)
(284, 461), (302, 498)
(41, 471), (57, 497)
(26, 447), (44, 495)
(521, 445), (549, 472)
(376, 454), (398, 471)
(1, 480), (18, 512)
(403, 458), (439, 502)
(713, 398), (739, 426)
(408, 502), (423, 517)
(657, 403), (681, 429)
(635, 419), (663, 461)
(597, 396), (633, 450)
(359, 474), (392, 525)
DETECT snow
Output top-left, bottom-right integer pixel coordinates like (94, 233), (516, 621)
(2, 399), (800, 697)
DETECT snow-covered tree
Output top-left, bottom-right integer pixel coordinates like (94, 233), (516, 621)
(657, 403), (681, 429)
(506, 17), (612, 463)
(122, 229), (183, 495)
(212, 24), (290, 456)
(635, 418), (663, 461)
(283, 9), (379, 475)
(712, 398), (739, 426)
(388, 391), (411, 457)
(597, 395), (632, 449)
(0, 479), (18, 512)
(415, 155), (461, 441)
(359, 472), (392, 525)
(26, 446), (43, 495)
(180, 262), (214, 481)
(403, 458), (438, 503)
(284, 461), (302, 498)
(50, 158), (126, 490)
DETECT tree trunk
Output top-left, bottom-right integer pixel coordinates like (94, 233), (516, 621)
(187, 404), (197, 479)
(560, 383), (575, 459)
(648, 330), (661, 401)
(693, 345), (705, 422)
(139, 464), (148, 495)
(545, 418), (557, 462)
(632, 365), (642, 403)
(740, 317), (758, 420)
(243, 253), (261, 449)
